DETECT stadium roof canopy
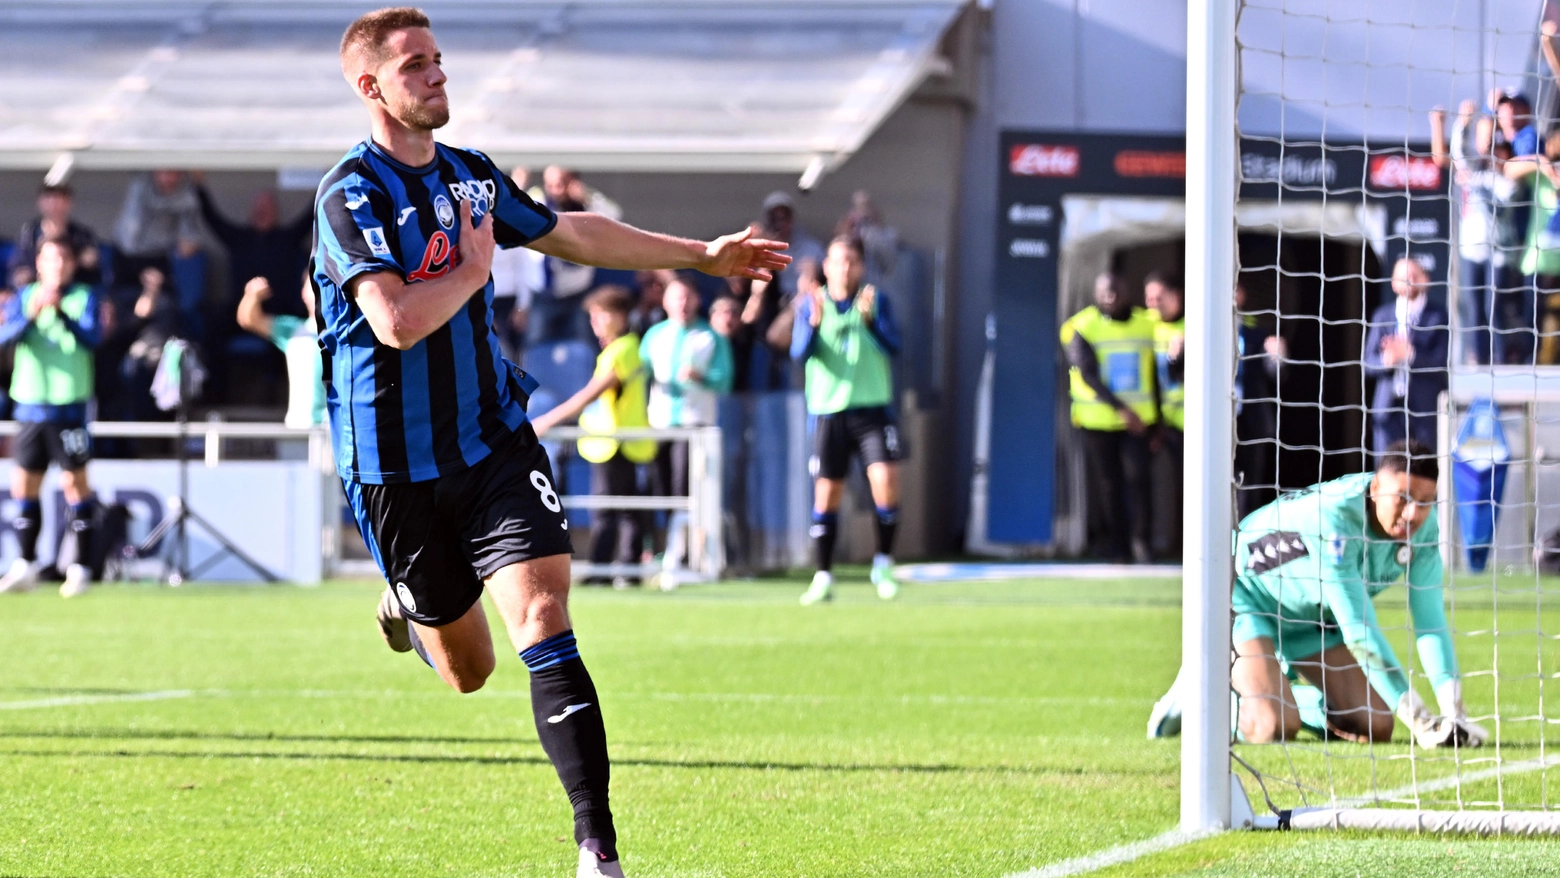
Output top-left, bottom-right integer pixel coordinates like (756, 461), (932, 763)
(0, 0), (966, 180)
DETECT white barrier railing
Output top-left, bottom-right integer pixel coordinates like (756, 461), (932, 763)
(0, 421), (723, 584)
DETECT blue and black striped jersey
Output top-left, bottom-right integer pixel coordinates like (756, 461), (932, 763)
(312, 139), (557, 484)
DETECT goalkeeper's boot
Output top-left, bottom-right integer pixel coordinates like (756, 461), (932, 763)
(1146, 668), (1185, 739)
(799, 571), (834, 606)
(577, 844), (626, 878)
(871, 554), (900, 600)
(0, 558), (38, 594)
(376, 585), (413, 653)
(59, 564), (91, 598)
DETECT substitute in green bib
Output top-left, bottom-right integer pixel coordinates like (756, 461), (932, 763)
(1060, 272), (1158, 563)
(0, 238), (101, 598)
(1145, 271), (1185, 561)
(791, 235), (903, 605)
(532, 286), (656, 585)
(1147, 442), (1488, 750)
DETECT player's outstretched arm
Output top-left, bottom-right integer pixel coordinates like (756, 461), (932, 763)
(532, 213), (791, 281)
(1405, 548), (1489, 746)
(352, 199), (495, 350)
(530, 370), (621, 437)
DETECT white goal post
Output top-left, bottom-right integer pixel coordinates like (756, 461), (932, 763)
(1182, 0), (1237, 836)
(1186, 0), (1560, 836)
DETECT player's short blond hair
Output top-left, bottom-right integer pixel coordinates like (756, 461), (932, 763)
(340, 7), (430, 72)
(582, 285), (636, 316)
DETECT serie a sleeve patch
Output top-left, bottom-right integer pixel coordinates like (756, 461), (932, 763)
(1245, 530), (1310, 575)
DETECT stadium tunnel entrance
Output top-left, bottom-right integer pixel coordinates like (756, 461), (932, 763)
(984, 132), (1447, 553)
(1048, 196), (1388, 557)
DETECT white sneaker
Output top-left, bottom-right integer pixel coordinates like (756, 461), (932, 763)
(0, 558), (38, 594)
(60, 564), (91, 598)
(1146, 667), (1186, 739)
(577, 847), (626, 878)
(870, 554), (899, 600)
(799, 571), (834, 606)
(655, 568), (685, 592)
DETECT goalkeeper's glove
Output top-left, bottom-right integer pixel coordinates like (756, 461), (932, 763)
(1397, 689), (1486, 750)
(1435, 679), (1491, 747)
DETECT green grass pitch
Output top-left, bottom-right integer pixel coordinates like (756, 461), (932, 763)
(3, 571), (1560, 876)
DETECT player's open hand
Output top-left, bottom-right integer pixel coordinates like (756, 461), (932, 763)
(1264, 334), (1287, 361)
(702, 226), (791, 281)
(856, 284), (876, 318)
(1380, 334), (1412, 366)
(807, 284), (825, 328)
(28, 285), (60, 318)
(457, 199), (495, 279)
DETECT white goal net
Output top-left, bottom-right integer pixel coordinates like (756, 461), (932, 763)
(1187, 0), (1560, 834)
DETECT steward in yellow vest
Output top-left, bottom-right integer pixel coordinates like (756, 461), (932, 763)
(1146, 274), (1185, 433)
(1060, 272), (1160, 564)
(1061, 280), (1160, 433)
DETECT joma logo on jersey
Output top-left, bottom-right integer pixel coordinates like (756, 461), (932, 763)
(408, 230), (458, 281)
(447, 179), (497, 214)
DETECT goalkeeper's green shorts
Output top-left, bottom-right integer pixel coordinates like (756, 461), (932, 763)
(1232, 578), (1347, 665)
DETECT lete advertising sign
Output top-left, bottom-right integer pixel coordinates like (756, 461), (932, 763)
(1368, 154), (1441, 191)
(1009, 144), (1080, 177)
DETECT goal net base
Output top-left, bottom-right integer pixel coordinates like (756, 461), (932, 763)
(1278, 808), (1560, 837)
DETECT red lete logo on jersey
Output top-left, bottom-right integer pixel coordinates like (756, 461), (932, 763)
(407, 230), (459, 281)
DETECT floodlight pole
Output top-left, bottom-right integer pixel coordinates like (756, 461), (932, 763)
(1182, 0), (1237, 834)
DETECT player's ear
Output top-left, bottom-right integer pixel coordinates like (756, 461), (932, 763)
(356, 72), (381, 101)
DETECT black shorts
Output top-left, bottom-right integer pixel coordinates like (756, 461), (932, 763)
(15, 420), (92, 473)
(345, 424), (574, 627)
(810, 406), (903, 481)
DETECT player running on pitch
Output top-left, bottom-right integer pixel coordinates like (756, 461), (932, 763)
(1147, 441), (1487, 749)
(317, 9), (788, 877)
(792, 235), (904, 604)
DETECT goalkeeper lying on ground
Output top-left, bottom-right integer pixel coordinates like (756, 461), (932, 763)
(1149, 440), (1488, 749)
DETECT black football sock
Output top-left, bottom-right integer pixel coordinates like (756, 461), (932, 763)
(874, 505), (899, 558)
(810, 510), (838, 573)
(68, 498), (96, 571)
(520, 630), (616, 861)
(13, 498), (41, 563)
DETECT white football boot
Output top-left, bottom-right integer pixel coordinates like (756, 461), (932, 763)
(577, 847), (626, 878)
(870, 554), (900, 600)
(0, 558), (39, 594)
(799, 570), (834, 605)
(59, 564), (91, 598)
(1146, 667), (1186, 739)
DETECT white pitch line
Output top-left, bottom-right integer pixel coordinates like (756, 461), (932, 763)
(1005, 753), (1560, 878)
(0, 689), (194, 710)
(1334, 752), (1560, 806)
(1003, 829), (1216, 878)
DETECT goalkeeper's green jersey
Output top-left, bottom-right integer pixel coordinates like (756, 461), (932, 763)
(1234, 472), (1458, 707)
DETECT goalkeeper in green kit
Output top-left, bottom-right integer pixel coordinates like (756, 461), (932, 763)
(1148, 441), (1488, 749)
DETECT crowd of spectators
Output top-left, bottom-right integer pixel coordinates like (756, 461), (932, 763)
(0, 167), (892, 421)
(1426, 20), (1560, 369)
(0, 166), (897, 578)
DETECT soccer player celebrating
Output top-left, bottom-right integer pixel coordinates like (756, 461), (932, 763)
(317, 10), (788, 877)
(791, 235), (903, 605)
(0, 238), (101, 598)
(1147, 442), (1487, 749)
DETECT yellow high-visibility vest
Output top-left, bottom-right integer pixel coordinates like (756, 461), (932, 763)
(1152, 315), (1185, 431)
(1059, 306), (1159, 431)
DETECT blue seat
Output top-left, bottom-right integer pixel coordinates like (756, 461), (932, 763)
(521, 340), (597, 402)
